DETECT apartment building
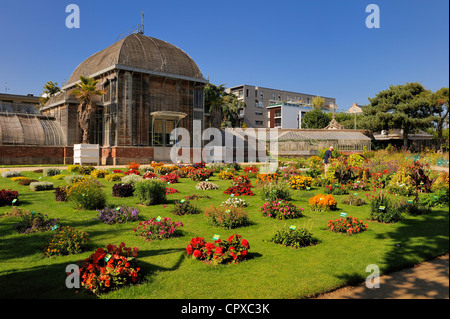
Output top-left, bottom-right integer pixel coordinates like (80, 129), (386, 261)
(225, 84), (336, 128)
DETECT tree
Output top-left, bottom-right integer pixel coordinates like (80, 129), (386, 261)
(40, 81), (61, 105)
(204, 83), (246, 129)
(301, 108), (330, 129)
(312, 96), (325, 109)
(221, 93), (246, 128)
(204, 83), (226, 129)
(429, 87), (449, 151)
(362, 83), (439, 147)
(72, 76), (105, 144)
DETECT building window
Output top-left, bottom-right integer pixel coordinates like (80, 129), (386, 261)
(246, 89), (249, 97)
(255, 120), (263, 125)
(274, 118), (281, 127)
(260, 92), (264, 99)
(255, 111), (263, 116)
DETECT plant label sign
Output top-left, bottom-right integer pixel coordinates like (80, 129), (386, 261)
(306, 187), (311, 191)
(156, 216), (162, 222)
(51, 225), (59, 231)
(340, 212), (347, 217)
(213, 234), (220, 241)
(12, 199), (17, 204)
(289, 225), (296, 230)
(379, 206), (385, 210)
(104, 253), (112, 262)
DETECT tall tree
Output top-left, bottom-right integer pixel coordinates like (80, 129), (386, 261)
(40, 81), (61, 105)
(221, 93), (246, 128)
(312, 96), (325, 109)
(72, 76), (105, 144)
(429, 87), (449, 151)
(204, 83), (226, 129)
(362, 83), (438, 147)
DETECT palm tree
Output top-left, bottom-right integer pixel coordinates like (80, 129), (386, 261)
(205, 83), (226, 129)
(72, 76), (105, 144)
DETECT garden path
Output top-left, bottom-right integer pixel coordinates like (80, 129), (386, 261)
(314, 254), (449, 299)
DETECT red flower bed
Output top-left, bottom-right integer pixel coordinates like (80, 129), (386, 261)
(188, 168), (213, 181)
(327, 216), (368, 235)
(165, 187), (179, 195)
(112, 169), (123, 174)
(160, 173), (179, 184)
(186, 234), (250, 265)
(143, 172), (157, 179)
(124, 169), (141, 176)
(0, 189), (19, 206)
(78, 242), (141, 295)
(224, 175), (254, 196)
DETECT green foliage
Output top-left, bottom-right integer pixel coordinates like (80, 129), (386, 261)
(171, 200), (201, 216)
(260, 182), (292, 202)
(42, 168), (60, 177)
(134, 180), (167, 206)
(29, 182), (54, 191)
(369, 193), (403, 223)
(203, 205), (250, 229)
(341, 194), (366, 206)
(66, 179), (106, 210)
(271, 227), (318, 248)
(301, 108), (330, 129)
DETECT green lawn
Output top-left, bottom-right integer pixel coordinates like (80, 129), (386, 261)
(0, 169), (448, 299)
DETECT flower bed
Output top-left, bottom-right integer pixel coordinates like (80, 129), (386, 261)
(0, 189), (19, 206)
(218, 170), (235, 180)
(14, 210), (59, 234)
(112, 183), (134, 198)
(203, 205), (250, 229)
(43, 226), (90, 257)
(260, 199), (304, 220)
(143, 172), (158, 179)
(256, 173), (279, 183)
(78, 243), (141, 295)
(224, 175), (254, 196)
(271, 227), (318, 248)
(196, 181), (219, 190)
(308, 194), (338, 212)
(165, 187), (179, 195)
(97, 205), (140, 225)
(188, 168), (213, 181)
(186, 234), (250, 265)
(133, 217), (184, 241)
(171, 200), (201, 216)
(288, 175), (313, 190)
(160, 173), (179, 184)
(327, 216), (368, 235)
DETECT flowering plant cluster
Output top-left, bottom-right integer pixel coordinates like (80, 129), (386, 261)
(221, 196), (249, 208)
(105, 173), (124, 182)
(112, 169), (123, 174)
(127, 162), (141, 170)
(260, 199), (304, 220)
(271, 227), (318, 248)
(151, 161), (164, 168)
(196, 181), (219, 190)
(15, 210), (59, 234)
(327, 216), (368, 235)
(55, 186), (70, 202)
(184, 194), (211, 200)
(91, 170), (109, 179)
(193, 162), (206, 169)
(43, 226), (89, 257)
(218, 170), (235, 180)
(288, 175), (313, 190)
(133, 217), (184, 241)
(256, 173), (279, 183)
(308, 194), (338, 212)
(143, 172), (158, 179)
(188, 168), (213, 181)
(66, 178), (107, 210)
(159, 173), (179, 184)
(324, 184), (349, 195)
(165, 187), (179, 195)
(186, 234), (250, 265)
(97, 205), (140, 225)
(243, 166), (259, 174)
(224, 175), (254, 196)
(0, 189), (19, 206)
(78, 243), (141, 295)
(125, 169), (141, 176)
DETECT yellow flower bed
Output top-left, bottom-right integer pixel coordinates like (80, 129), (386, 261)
(288, 175), (313, 190)
(91, 169), (109, 179)
(10, 176), (29, 182)
(256, 173), (278, 183)
(218, 170), (235, 180)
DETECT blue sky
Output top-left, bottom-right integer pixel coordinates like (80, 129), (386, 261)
(0, 0), (448, 111)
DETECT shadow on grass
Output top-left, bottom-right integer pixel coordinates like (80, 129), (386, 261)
(329, 208), (449, 299)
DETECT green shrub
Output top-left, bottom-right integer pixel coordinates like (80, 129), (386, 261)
(64, 174), (85, 184)
(341, 194), (366, 206)
(171, 200), (201, 216)
(43, 226), (90, 257)
(271, 227), (318, 248)
(43, 168), (60, 177)
(134, 180), (167, 206)
(122, 174), (144, 185)
(369, 193), (402, 223)
(91, 169), (108, 179)
(260, 182), (292, 202)
(66, 179), (107, 210)
(29, 182), (54, 191)
(67, 165), (81, 173)
(419, 189), (449, 208)
(105, 173), (124, 182)
(203, 205), (250, 229)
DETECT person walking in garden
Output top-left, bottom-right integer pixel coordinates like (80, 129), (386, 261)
(323, 146), (333, 177)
